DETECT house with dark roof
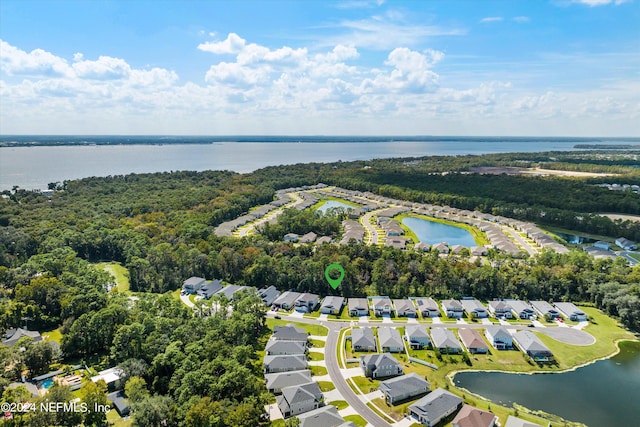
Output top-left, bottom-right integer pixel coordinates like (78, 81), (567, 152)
(508, 300), (536, 320)
(378, 327), (404, 353)
(379, 373), (431, 405)
(273, 291), (302, 310)
(504, 415), (544, 427)
(615, 237), (637, 251)
(409, 387), (463, 427)
(484, 325), (513, 350)
(458, 329), (489, 354)
(295, 293), (320, 313)
(265, 338), (307, 356)
(297, 405), (350, 427)
(441, 299), (463, 318)
(215, 284), (246, 300)
(182, 276), (206, 294)
(430, 329), (462, 354)
(2, 328), (42, 347)
(265, 370), (313, 394)
(460, 299), (488, 319)
(360, 353), (403, 379)
(372, 296), (394, 317)
(299, 232), (318, 244)
(284, 233), (300, 242)
(348, 298), (369, 317)
(487, 301), (513, 319)
(452, 404), (497, 427)
(553, 302), (587, 321)
(351, 327), (377, 352)
(315, 236), (333, 245)
(107, 390), (130, 417)
(405, 325), (431, 350)
(394, 299), (417, 317)
(530, 301), (560, 319)
(320, 296), (344, 315)
(513, 331), (554, 362)
(277, 381), (324, 418)
(259, 286), (281, 307)
(264, 355), (308, 374)
(415, 298), (440, 318)
(272, 325), (308, 342)
(196, 279), (223, 299)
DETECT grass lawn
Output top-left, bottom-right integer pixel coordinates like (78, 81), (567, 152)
(309, 365), (327, 376)
(371, 397), (411, 421)
(327, 400), (348, 410)
(343, 414), (367, 427)
(318, 381), (336, 392)
(307, 351), (324, 361)
(95, 262), (130, 293)
(350, 376), (380, 394)
(42, 327), (63, 344)
(266, 318), (329, 336)
(106, 409), (132, 427)
(308, 338), (325, 348)
(629, 253), (640, 262)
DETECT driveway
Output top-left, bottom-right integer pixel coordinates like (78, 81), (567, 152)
(180, 293), (194, 308)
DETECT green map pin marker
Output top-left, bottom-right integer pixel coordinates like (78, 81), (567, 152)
(325, 263), (345, 290)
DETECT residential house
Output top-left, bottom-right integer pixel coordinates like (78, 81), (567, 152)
(385, 237), (409, 250)
(284, 233), (300, 242)
(405, 325), (431, 350)
(315, 236), (332, 245)
(460, 298), (488, 319)
(458, 329), (489, 354)
(265, 370), (313, 394)
(504, 416), (544, 427)
(394, 299), (417, 317)
(91, 367), (125, 391)
(182, 276), (206, 294)
(553, 302), (587, 321)
(273, 291), (302, 310)
(299, 232), (318, 243)
(6, 382), (39, 398)
(348, 298), (370, 317)
(351, 327), (377, 352)
(415, 298), (440, 318)
(320, 296), (345, 315)
(484, 325), (513, 350)
(273, 325), (308, 342)
(593, 240), (611, 251)
(470, 246), (488, 256)
(513, 331), (554, 362)
(264, 355), (308, 374)
(107, 390), (130, 417)
(378, 327), (404, 353)
(259, 286), (281, 307)
(452, 404), (497, 427)
(441, 299), (464, 318)
(215, 285), (246, 300)
(295, 293), (320, 313)
(415, 242), (431, 251)
(487, 301), (513, 319)
(432, 242), (450, 254)
(409, 388), (464, 427)
(360, 353), (404, 379)
(265, 338), (307, 356)
(508, 300), (536, 320)
(277, 381), (324, 418)
(430, 329), (462, 354)
(2, 328), (42, 347)
(372, 296), (394, 317)
(615, 237), (637, 251)
(297, 405), (350, 427)
(196, 279), (223, 299)
(530, 301), (560, 320)
(379, 373), (431, 405)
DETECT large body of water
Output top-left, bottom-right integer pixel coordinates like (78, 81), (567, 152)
(1, 136), (638, 190)
(454, 341), (640, 427)
(402, 217), (476, 247)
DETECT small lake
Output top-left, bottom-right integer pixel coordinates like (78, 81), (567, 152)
(316, 200), (354, 214)
(402, 217), (476, 247)
(454, 341), (640, 426)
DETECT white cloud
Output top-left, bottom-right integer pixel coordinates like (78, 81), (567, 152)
(198, 32), (246, 54)
(480, 17), (504, 23)
(0, 39), (71, 77)
(571, 0), (630, 6)
(72, 56), (131, 80)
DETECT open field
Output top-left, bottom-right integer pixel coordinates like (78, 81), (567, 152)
(95, 262), (130, 293)
(599, 213), (640, 222)
(266, 318), (329, 336)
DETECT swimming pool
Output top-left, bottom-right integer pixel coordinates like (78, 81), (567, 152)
(41, 379), (54, 389)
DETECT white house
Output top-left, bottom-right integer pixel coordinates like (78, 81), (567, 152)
(615, 237), (637, 251)
(554, 302), (588, 321)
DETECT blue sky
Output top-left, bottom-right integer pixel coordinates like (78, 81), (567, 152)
(0, 0), (638, 135)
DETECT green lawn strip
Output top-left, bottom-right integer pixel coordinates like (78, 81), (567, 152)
(42, 327), (63, 344)
(629, 253), (640, 262)
(366, 402), (397, 424)
(337, 329), (347, 369)
(371, 397), (410, 422)
(343, 414), (367, 427)
(318, 381), (336, 392)
(307, 351), (324, 361)
(327, 400), (349, 410)
(309, 365), (327, 376)
(266, 318), (329, 336)
(350, 375), (380, 394)
(95, 262), (130, 293)
(346, 378), (362, 395)
(395, 213), (490, 246)
(308, 338), (325, 349)
(303, 311), (321, 319)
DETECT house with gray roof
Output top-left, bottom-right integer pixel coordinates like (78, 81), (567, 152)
(504, 415), (544, 427)
(348, 298), (369, 317)
(315, 236), (333, 245)
(298, 405), (351, 427)
(277, 381), (324, 418)
(265, 338), (307, 356)
(272, 325), (308, 342)
(265, 370), (312, 394)
(530, 301), (560, 319)
(430, 328), (462, 354)
(452, 404), (497, 427)
(508, 300), (536, 320)
(215, 284), (246, 300)
(196, 279), (223, 299)
(460, 298), (488, 318)
(378, 327), (404, 353)
(372, 296), (394, 317)
(107, 390), (130, 417)
(264, 355), (308, 374)
(394, 299), (417, 317)
(513, 330), (554, 362)
(259, 286), (281, 307)
(360, 353), (403, 379)
(320, 296), (345, 315)
(484, 325), (513, 350)
(351, 327), (376, 352)
(415, 298), (440, 318)
(409, 387), (463, 427)
(405, 325), (431, 350)
(299, 232), (318, 243)
(273, 291), (302, 310)
(458, 329), (489, 354)
(2, 328), (42, 347)
(487, 300), (513, 319)
(553, 302), (587, 321)
(441, 299), (463, 318)
(379, 373), (431, 405)
(295, 293), (320, 313)
(182, 276), (206, 294)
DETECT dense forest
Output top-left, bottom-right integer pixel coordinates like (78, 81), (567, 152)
(1, 151), (640, 425)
